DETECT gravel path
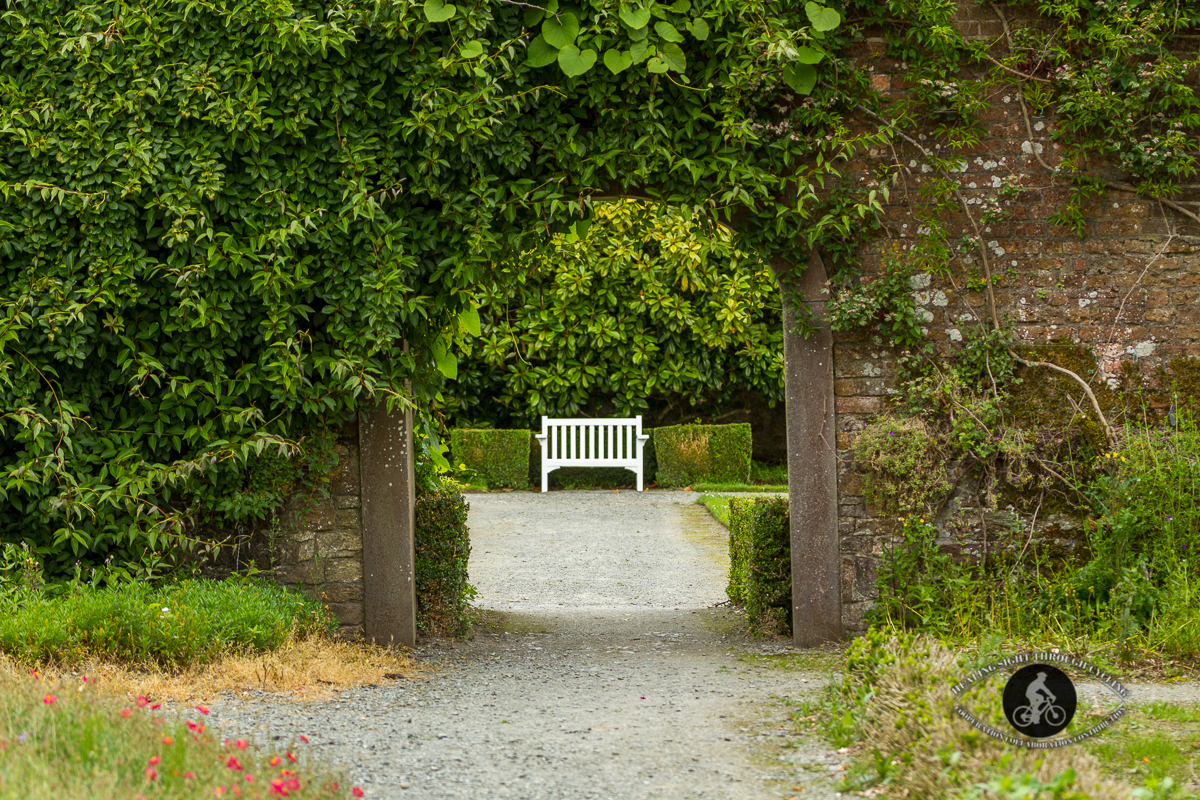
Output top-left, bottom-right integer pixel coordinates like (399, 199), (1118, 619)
(197, 490), (1200, 799)
(202, 490), (849, 800)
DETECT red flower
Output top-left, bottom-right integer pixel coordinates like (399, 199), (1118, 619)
(286, 751), (297, 762)
(151, 703), (161, 710)
(137, 695), (149, 708)
(144, 767), (158, 781)
(352, 788), (365, 798)
(235, 739), (248, 750)
(298, 735), (308, 743)
(162, 735), (174, 745)
(269, 779), (290, 796)
(42, 694), (57, 705)
(196, 704), (210, 715)
(226, 756), (244, 771)
(148, 756), (160, 766)
(184, 771), (196, 779)
(121, 708), (133, 718)
(270, 756), (281, 767)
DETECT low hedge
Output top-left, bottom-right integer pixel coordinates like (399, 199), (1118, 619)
(528, 429), (657, 489)
(414, 488), (475, 637)
(449, 428), (531, 489)
(653, 423), (751, 487)
(727, 496), (791, 636)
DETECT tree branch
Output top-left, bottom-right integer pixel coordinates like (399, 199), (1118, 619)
(1008, 352), (1116, 445)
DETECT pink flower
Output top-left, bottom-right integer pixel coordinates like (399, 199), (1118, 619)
(137, 695), (149, 708)
(270, 756), (282, 767)
(43, 694), (57, 705)
(298, 735), (308, 743)
(144, 767), (158, 781)
(286, 751), (297, 763)
(352, 788), (365, 798)
(235, 739), (248, 750)
(163, 736), (174, 745)
(148, 756), (160, 766)
(184, 771), (196, 779)
(226, 756), (244, 771)
(121, 708), (133, 718)
(197, 704), (210, 715)
(150, 702), (161, 710)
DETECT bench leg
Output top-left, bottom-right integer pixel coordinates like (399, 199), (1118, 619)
(541, 468), (548, 494)
(636, 468), (643, 492)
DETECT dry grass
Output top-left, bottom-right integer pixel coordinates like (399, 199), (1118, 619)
(844, 635), (1139, 799)
(0, 633), (421, 706)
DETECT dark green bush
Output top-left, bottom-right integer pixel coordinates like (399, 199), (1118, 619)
(654, 423), (752, 487)
(414, 489), (475, 638)
(450, 429), (531, 489)
(727, 496), (791, 636)
(529, 431), (657, 489)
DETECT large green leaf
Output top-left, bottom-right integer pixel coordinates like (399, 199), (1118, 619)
(647, 56), (668, 73)
(660, 42), (686, 72)
(687, 18), (710, 40)
(805, 2), (841, 32)
(432, 338), (458, 379)
(460, 40), (484, 59)
(542, 12), (580, 49)
(423, 0), (457, 23)
(459, 307), (481, 337)
(619, 4), (651, 29)
(654, 21), (683, 42)
(630, 38), (653, 63)
(795, 45), (825, 64)
(782, 62), (817, 94)
(669, 0), (691, 10)
(557, 43), (598, 77)
(526, 35), (560, 67)
(524, 7), (545, 25)
(603, 48), (634, 74)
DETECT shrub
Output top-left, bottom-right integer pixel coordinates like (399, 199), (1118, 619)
(449, 429), (531, 489)
(0, 579), (332, 669)
(728, 496), (791, 636)
(414, 489), (475, 638)
(654, 423), (752, 487)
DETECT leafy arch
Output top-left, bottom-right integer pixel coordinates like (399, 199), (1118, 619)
(0, 0), (882, 572)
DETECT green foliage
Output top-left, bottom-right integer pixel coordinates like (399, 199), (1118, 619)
(449, 429), (531, 489)
(727, 496), (790, 635)
(825, 260), (926, 351)
(448, 202), (785, 428)
(0, 578), (333, 669)
(852, 415), (952, 516)
(0, 0), (884, 578)
(653, 422), (751, 487)
(414, 488), (475, 638)
(869, 516), (973, 634)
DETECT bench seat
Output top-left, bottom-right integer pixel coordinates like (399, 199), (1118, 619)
(535, 416), (651, 492)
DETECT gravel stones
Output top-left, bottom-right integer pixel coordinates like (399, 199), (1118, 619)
(201, 490), (847, 799)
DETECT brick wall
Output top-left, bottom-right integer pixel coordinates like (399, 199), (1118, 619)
(833, 0), (1200, 632)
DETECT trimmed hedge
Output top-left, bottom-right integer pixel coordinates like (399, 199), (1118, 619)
(529, 433), (657, 489)
(727, 496), (791, 636)
(653, 423), (752, 487)
(414, 489), (475, 638)
(450, 429), (531, 489)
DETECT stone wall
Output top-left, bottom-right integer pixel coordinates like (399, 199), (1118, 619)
(832, 0), (1200, 632)
(273, 437), (366, 638)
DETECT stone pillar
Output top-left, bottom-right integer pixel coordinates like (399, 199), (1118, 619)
(359, 398), (417, 648)
(774, 250), (841, 647)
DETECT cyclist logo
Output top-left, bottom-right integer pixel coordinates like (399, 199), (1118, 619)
(1003, 663), (1076, 739)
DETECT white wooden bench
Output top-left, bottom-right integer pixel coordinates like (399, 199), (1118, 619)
(536, 416), (651, 492)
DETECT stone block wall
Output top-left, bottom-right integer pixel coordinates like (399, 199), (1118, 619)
(273, 438), (365, 637)
(832, 0), (1200, 632)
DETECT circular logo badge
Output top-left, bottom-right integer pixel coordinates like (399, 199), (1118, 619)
(1002, 663), (1076, 738)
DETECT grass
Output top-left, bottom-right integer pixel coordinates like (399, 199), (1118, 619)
(0, 579), (333, 670)
(794, 632), (1184, 800)
(0, 575), (419, 799)
(697, 493), (733, 527)
(0, 665), (364, 799)
(1083, 701), (1200, 794)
